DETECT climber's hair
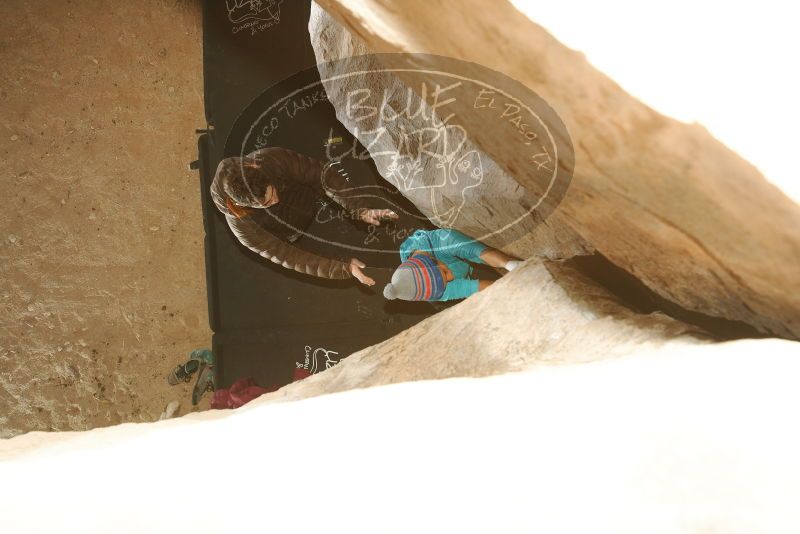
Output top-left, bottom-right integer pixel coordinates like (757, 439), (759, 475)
(218, 156), (271, 208)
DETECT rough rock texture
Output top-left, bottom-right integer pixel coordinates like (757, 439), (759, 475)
(310, 3), (591, 259)
(3, 337), (800, 533)
(0, 1), (211, 438)
(309, 0), (800, 339)
(0, 0), (795, 454)
(267, 259), (705, 402)
(3, 6), (799, 532)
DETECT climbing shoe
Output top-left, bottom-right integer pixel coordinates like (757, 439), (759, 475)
(167, 358), (201, 386)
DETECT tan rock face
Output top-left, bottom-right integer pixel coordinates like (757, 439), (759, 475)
(310, 0), (800, 338)
(310, 4), (591, 259)
(0, 0), (794, 447)
(0, 1), (210, 438)
(267, 259), (703, 403)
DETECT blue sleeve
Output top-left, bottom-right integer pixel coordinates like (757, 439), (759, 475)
(398, 230), (428, 262)
(435, 229), (487, 263)
(439, 278), (480, 301)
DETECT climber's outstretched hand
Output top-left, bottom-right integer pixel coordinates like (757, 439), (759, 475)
(349, 257), (375, 286)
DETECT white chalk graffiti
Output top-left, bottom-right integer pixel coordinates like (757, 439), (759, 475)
(296, 345), (342, 375)
(227, 0), (283, 35)
(238, 57), (570, 251)
(336, 85), (488, 229)
(378, 124), (483, 228)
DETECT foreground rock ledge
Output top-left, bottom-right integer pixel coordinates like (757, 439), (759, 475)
(267, 261), (702, 403)
(2, 339), (799, 533)
(3, 258), (798, 531)
(310, 0), (800, 339)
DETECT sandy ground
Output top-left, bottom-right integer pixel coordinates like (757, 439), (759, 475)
(0, 1), (212, 438)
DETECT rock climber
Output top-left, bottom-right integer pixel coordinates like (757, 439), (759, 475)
(211, 146), (398, 286)
(382, 228), (521, 302)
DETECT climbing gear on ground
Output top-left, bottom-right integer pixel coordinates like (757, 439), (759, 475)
(167, 349), (214, 386)
(189, 348), (214, 365)
(167, 358), (201, 386)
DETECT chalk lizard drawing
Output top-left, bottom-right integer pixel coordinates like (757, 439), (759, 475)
(380, 123), (483, 228)
(298, 345), (342, 375)
(227, 0), (282, 26)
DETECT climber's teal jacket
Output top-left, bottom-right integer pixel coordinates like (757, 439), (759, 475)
(399, 229), (487, 301)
